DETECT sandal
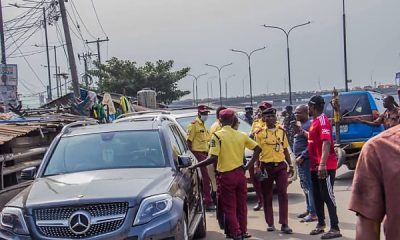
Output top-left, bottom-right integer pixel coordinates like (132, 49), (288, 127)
(310, 225), (326, 235)
(321, 230), (342, 239)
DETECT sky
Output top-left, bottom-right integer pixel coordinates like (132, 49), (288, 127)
(3, 0), (400, 101)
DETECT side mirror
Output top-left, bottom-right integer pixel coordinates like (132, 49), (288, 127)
(21, 167), (36, 180)
(177, 156), (192, 169)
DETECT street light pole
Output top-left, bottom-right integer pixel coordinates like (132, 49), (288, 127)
(205, 63), (233, 106)
(342, 0), (349, 92)
(188, 73), (208, 106)
(231, 46), (266, 107)
(263, 21), (311, 105)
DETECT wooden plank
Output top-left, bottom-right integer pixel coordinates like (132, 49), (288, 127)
(3, 160), (42, 176)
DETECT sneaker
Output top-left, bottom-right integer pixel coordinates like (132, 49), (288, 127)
(267, 224), (276, 232)
(301, 214), (318, 223)
(253, 202), (262, 211)
(297, 211), (309, 218)
(281, 224), (293, 234)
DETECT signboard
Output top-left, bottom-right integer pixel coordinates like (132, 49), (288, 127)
(396, 72), (400, 85)
(0, 64), (18, 110)
(0, 64), (18, 86)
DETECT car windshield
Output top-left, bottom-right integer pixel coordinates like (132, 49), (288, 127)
(175, 114), (251, 133)
(44, 130), (166, 176)
(323, 93), (372, 118)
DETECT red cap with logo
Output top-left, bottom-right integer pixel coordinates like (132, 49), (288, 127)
(197, 105), (210, 113)
(259, 101), (272, 110)
(219, 108), (235, 121)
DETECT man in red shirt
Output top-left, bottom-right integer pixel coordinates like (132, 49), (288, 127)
(307, 95), (342, 239)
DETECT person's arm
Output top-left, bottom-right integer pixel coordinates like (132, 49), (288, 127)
(245, 146), (261, 171)
(357, 118), (382, 127)
(186, 123), (195, 151)
(318, 140), (330, 179)
(190, 155), (218, 169)
(356, 214), (381, 240)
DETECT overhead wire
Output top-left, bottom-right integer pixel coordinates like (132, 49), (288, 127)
(9, 34), (47, 88)
(69, 0), (96, 40)
(90, 0), (107, 37)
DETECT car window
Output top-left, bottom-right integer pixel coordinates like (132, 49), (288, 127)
(164, 126), (182, 163)
(171, 125), (188, 152)
(370, 92), (385, 114)
(323, 93), (372, 118)
(176, 114), (251, 133)
(44, 131), (166, 176)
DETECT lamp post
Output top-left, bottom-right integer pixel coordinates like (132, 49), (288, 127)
(342, 0), (349, 92)
(231, 46), (266, 107)
(263, 21), (310, 105)
(188, 73), (208, 106)
(205, 63), (233, 106)
(224, 74), (235, 100)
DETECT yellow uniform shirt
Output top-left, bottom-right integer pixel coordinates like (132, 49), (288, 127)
(209, 120), (222, 135)
(209, 126), (258, 172)
(251, 118), (266, 135)
(187, 117), (210, 152)
(255, 125), (288, 163)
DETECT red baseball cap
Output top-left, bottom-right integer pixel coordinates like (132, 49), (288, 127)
(259, 101), (272, 110)
(197, 104), (210, 113)
(219, 108), (235, 121)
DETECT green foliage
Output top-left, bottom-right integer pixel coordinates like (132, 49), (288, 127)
(90, 57), (190, 104)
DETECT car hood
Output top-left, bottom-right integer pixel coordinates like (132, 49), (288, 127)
(7, 168), (175, 210)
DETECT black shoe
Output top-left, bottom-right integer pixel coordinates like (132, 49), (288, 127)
(242, 232), (252, 238)
(253, 202), (262, 211)
(205, 204), (216, 212)
(281, 224), (293, 234)
(267, 224), (275, 232)
(232, 235), (243, 240)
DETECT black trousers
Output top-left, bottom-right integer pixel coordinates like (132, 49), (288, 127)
(311, 170), (340, 230)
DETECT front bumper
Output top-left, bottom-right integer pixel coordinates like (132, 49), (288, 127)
(0, 199), (185, 240)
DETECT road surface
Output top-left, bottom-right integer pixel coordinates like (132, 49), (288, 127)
(201, 167), (357, 240)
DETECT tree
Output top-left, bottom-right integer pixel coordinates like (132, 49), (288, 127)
(90, 57), (190, 104)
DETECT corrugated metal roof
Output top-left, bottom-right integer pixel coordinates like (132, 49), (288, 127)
(0, 124), (42, 145)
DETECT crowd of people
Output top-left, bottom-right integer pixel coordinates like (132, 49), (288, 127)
(186, 93), (400, 240)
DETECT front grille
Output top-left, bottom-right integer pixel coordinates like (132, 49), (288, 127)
(33, 202), (128, 239)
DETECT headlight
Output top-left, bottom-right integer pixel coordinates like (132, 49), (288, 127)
(133, 194), (173, 226)
(0, 207), (29, 235)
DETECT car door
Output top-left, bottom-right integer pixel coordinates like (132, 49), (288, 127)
(169, 124), (201, 226)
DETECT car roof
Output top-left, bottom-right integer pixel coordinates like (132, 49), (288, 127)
(63, 121), (160, 137)
(322, 90), (380, 97)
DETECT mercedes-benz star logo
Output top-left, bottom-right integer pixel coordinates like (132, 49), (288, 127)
(69, 211), (91, 235)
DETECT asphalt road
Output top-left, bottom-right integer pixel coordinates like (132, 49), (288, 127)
(200, 167), (357, 240)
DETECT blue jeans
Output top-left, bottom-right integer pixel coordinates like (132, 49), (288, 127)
(298, 158), (316, 215)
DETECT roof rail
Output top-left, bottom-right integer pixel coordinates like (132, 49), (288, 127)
(60, 120), (98, 134)
(114, 114), (173, 125)
(117, 110), (171, 119)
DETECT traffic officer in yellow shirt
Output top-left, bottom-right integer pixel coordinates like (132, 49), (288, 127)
(187, 105), (215, 210)
(249, 102), (271, 211)
(208, 106), (226, 201)
(190, 109), (262, 240)
(254, 107), (294, 234)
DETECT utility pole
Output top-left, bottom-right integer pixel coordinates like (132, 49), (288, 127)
(225, 80), (227, 99)
(78, 53), (91, 89)
(43, 7), (52, 101)
(59, 0), (80, 98)
(53, 46), (59, 98)
(86, 37), (109, 64)
(0, 0), (6, 65)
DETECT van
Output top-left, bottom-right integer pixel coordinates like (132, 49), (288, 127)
(322, 91), (385, 170)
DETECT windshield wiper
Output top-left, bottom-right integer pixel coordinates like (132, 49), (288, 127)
(342, 97), (360, 118)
